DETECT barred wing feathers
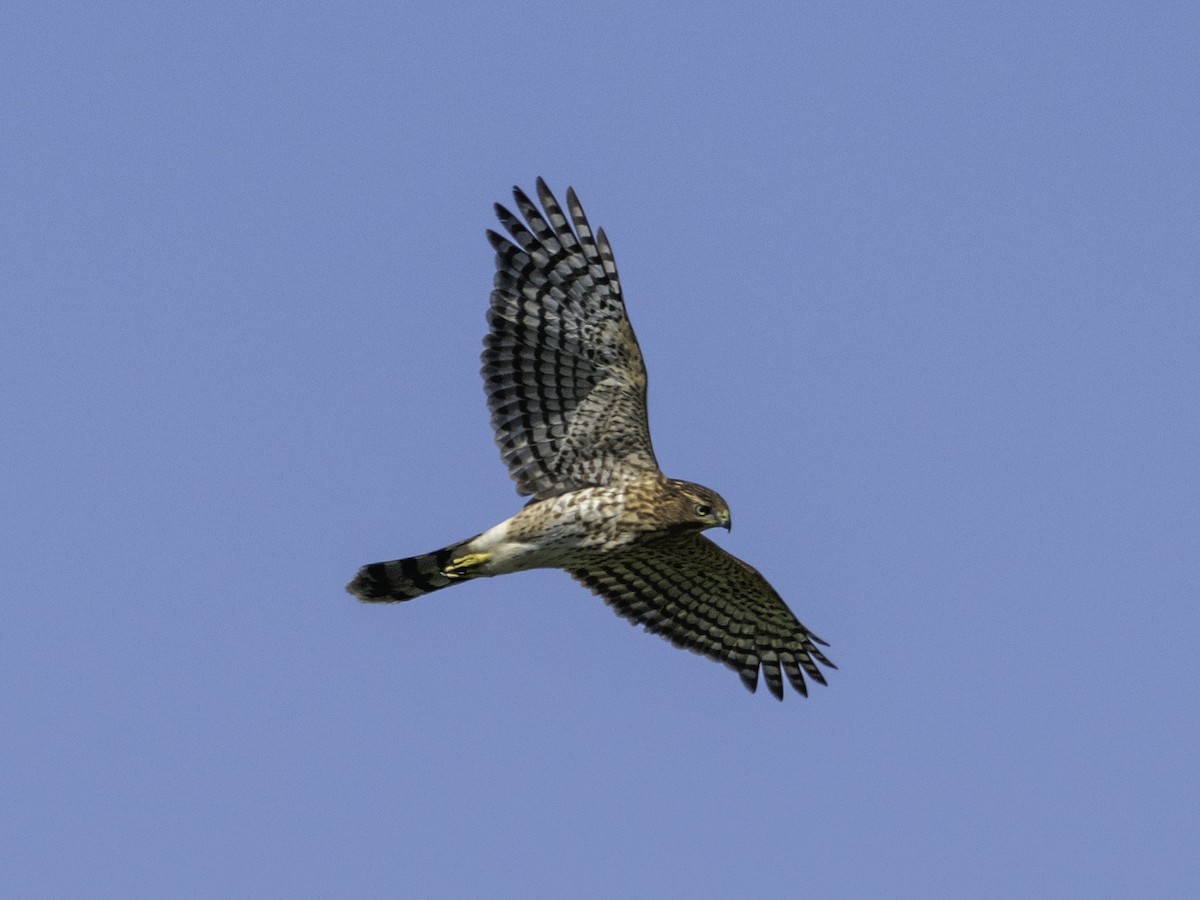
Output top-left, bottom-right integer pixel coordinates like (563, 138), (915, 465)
(569, 535), (836, 700)
(482, 179), (659, 499)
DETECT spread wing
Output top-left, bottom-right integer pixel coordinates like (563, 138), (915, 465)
(568, 535), (836, 700)
(482, 179), (660, 500)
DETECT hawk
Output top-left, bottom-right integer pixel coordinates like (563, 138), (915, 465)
(348, 179), (835, 699)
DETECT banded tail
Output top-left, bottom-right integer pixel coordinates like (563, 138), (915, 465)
(347, 535), (487, 603)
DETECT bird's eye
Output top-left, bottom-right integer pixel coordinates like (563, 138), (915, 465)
(695, 504), (712, 517)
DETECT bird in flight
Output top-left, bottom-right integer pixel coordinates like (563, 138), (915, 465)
(348, 179), (834, 699)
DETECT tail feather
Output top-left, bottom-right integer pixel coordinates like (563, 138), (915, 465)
(347, 536), (481, 603)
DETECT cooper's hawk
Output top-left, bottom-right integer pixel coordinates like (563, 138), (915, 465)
(348, 179), (835, 699)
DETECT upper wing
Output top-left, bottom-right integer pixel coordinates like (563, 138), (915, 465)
(482, 179), (660, 499)
(568, 534), (835, 700)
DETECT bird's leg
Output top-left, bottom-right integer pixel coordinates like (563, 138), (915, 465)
(442, 552), (491, 578)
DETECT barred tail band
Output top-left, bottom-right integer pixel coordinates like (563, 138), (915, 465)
(347, 538), (484, 603)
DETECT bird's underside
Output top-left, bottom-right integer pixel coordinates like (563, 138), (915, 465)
(348, 178), (835, 700)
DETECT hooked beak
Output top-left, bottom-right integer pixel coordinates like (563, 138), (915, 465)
(719, 509), (732, 531)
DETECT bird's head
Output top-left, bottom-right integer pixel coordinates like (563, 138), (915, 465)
(667, 480), (732, 532)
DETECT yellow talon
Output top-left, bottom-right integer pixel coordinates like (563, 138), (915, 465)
(443, 552), (491, 578)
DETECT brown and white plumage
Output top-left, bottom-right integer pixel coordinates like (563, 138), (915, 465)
(348, 179), (835, 700)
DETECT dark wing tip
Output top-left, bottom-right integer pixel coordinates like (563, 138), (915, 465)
(535, 177), (572, 209)
(485, 228), (511, 253)
(511, 183), (534, 210)
(738, 666), (759, 694)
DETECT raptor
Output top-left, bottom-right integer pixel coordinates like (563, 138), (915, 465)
(348, 180), (835, 699)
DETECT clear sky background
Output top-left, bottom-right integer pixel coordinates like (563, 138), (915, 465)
(4, 2), (1198, 897)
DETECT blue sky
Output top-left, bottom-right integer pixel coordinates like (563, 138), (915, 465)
(4, 2), (1198, 897)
